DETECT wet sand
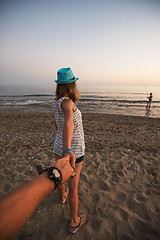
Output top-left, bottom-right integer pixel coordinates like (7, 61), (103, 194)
(0, 112), (160, 240)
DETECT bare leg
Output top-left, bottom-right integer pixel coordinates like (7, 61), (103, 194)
(146, 102), (149, 108)
(55, 154), (86, 226)
(149, 102), (151, 109)
(55, 154), (68, 203)
(68, 162), (86, 227)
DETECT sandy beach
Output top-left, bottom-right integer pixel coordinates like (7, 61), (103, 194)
(0, 112), (160, 240)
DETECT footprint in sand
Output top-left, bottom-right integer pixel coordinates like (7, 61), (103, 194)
(91, 218), (102, 231)
(80, 173), (92, 189)
(129, 216), (160, 237)
(127, 199), (151, 220)
(92, 192), (100, 204)
(94, 179), (110, 191)
(98, 208), (108, 218)
(135, 193), (146, 202)
(119, 208), (128, 221)
(113, 192), (126, 204)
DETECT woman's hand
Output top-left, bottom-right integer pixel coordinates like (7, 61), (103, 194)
(63, 151), (76, 169)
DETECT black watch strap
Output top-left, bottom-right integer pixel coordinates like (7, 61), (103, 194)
(36, 165), (62, 188)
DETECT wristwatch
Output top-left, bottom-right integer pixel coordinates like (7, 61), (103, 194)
(36, 165), (62, 188)
(46, 167), (62, 188)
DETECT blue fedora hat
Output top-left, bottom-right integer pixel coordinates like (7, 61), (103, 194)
(55, 67), (79, 84)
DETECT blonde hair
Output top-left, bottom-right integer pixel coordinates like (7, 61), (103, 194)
(56, 82), (80, 103)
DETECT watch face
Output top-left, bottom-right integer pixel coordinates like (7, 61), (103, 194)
(53, 169), (60, 178)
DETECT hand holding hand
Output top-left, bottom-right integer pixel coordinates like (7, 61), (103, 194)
(53, 157), (75, 184)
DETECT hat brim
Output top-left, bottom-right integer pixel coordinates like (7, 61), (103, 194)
(55, 77), (79, 84)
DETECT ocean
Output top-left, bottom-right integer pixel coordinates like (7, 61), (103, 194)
(0, 85), (160, 118)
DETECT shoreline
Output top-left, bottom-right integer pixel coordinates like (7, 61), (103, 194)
(0, 110), (160, 119)
(0, 100), (160, 118)
(0, 112), (160, 240)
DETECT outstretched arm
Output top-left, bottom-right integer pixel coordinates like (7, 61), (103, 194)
(0, 157), (74, 240)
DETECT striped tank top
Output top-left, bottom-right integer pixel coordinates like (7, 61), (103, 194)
(53, 97), (85, 158)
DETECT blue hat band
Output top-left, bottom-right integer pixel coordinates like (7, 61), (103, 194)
(55, 76), (79, 84)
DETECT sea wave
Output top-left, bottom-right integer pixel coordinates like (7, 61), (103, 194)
(1, 98), (160, 107)
(0, 100), (45, 106)
(80, 98), (160, 104)
(0, 94), (54, 98)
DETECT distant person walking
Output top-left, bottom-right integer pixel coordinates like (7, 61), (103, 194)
(52, 67), (86, 233)
(146, 92), (153, 109)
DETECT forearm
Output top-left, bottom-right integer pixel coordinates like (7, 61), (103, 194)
(0, 172), (55, 240)
(63, 120), (74, 151)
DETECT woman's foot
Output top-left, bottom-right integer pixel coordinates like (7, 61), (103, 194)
(59, 187), (69, 204)
(69, 214), (86, 233)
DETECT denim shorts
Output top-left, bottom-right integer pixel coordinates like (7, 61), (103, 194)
(75, 155), (84, 164)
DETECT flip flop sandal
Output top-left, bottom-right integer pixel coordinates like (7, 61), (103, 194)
(69, 214), (86, 234)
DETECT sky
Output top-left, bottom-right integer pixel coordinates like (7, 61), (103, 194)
(0, 0), (160, 87)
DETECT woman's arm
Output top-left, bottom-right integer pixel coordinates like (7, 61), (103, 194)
(61, 99), (76, 167)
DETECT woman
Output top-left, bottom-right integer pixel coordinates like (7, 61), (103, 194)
(52, 67), (86, 233)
